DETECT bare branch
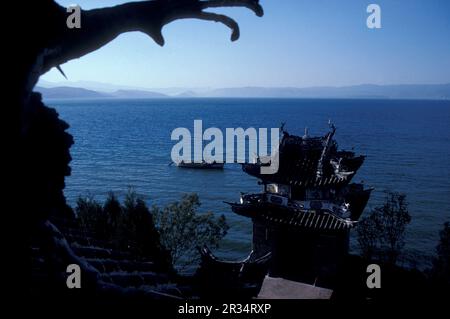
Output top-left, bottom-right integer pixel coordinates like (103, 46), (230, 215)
(197, 11), (241, 41)
(41, 0), (264, 74)
(201, 0), (264, 17)
(165, 10), (241, 41)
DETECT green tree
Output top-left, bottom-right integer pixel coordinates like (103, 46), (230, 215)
(75, 195), (108, 239)
(74, 190), (226, 271)
(153, 193), (229, 269)
(122, 189), (167, 261)
(103, 192), (124, 246)
(357, 191), (411, 264)
(431, 221), (450, 283)
(74, 190), (170, 265)
(356, 212), (380, 261)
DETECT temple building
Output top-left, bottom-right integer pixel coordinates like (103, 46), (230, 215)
(226, 123), (372, 289)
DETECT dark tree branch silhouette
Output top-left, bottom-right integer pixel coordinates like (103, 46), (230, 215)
(18, 0), (263, 99)
(356, 191), (411, 264)
(43, 0), (263, 74)
(18, 0), (263, 296)
(431, 222), (450, 283)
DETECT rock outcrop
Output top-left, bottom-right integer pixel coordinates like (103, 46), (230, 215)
(16, 0), (263, 297)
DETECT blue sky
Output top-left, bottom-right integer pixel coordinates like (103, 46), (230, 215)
(42, 0), (450, 88)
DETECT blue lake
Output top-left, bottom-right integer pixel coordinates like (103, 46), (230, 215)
(47, 98), (450, 268)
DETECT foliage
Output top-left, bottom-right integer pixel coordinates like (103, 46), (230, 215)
(431, 221), (450, 283)
(122, 190), (165, 259)
(74, 190), (229, 271)
(102, 191), (124, 242)
(357, 191), (411, 264)
(152, 193), (229, 269)
(75, 189), (169, 266)
(76, 195), (108, 239)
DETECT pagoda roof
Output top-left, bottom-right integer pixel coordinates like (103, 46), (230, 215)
(242, 125), (365, 186)
(228, 202), (356, 231)
(242, 154), (365, 186)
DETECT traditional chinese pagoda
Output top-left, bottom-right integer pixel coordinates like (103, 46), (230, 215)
(227, 123), (372, 288)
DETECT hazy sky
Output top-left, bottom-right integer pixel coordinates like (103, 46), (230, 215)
(41, 0), (450, 88)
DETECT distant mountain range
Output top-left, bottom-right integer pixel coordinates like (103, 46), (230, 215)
(202, 84), (450, 99)
(111, 89), (167, 98)
(36, 86), (169, 99)
(36, 83), (450, 100)
(36, 86), (110, 99)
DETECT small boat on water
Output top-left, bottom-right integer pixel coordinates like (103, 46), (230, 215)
(176, 160), (224, 169)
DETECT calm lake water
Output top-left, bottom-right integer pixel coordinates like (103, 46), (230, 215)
(47, 98), (450, 268)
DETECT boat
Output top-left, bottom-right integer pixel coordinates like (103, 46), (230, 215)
(175, 160), (224, 169)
